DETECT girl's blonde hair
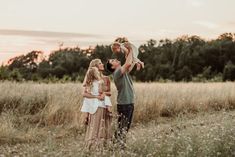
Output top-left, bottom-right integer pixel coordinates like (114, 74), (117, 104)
(114, 37), (129, 43)
(84, 67), (101, 88)
(83, 59), (103, 87)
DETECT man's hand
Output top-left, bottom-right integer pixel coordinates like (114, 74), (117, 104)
(136, 61), (144, 71)
(136, 63), (141, 71)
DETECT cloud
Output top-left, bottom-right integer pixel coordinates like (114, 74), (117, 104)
(187, 0), (204, 7)
(0, 29), (102, 39)
(153, 29), (181, 39)
(227, 21), (235, 27)
(159, 29), (180, 34)
(193, 21), (219, 29)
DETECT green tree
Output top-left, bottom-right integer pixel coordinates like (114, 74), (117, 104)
(2, 32), (235, 82)
(9, 69), (23, 82)
(223, 61), (235, 81)
(0, 65), (9, 80)
(8, 51), (43, 80)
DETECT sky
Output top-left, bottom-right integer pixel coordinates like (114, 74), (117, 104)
(0, 0), (235, 64)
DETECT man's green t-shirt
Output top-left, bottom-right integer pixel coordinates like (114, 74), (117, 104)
(113, 67), (134, 104)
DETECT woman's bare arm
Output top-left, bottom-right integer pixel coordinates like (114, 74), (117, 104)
(82, 87), (104, 100)
(103, 91), (111, 96)
(103, 76), (111, 96)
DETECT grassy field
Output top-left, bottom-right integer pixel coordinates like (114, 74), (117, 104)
(0, 82), (234, 156)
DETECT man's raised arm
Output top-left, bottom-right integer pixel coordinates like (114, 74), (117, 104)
(121, 48), (133, 74)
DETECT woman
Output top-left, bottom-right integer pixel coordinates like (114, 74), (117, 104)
(81, 59), (112, 150)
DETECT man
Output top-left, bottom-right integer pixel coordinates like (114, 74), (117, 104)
(106, 48), (134, 147)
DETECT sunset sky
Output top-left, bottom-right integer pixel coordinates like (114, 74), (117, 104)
(0, 0), (235, 64)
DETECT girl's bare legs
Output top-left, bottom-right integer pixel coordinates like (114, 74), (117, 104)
(82, 113), (89, 125)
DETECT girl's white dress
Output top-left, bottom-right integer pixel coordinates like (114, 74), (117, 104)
(121, 43), (140, 64)
(120, 43), (142, 72)
(81, 80), (112, 114)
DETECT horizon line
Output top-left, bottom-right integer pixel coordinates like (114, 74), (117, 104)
(0, 28), (104, 39)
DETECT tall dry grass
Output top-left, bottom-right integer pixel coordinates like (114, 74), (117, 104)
(1, 110), (234, 156)
(0, 82), (234, 127)
(0, 82), (235, 156)
(134, 82), (235, 122)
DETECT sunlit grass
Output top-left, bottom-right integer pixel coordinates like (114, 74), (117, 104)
(0, 82), (234, 156)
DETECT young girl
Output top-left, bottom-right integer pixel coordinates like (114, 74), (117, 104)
(81, 65), (112, 117)
(81, 66), (112, 149)
(111, 37), (144, 71)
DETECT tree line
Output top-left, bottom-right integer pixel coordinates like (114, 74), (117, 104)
(0, 33), (235, 82)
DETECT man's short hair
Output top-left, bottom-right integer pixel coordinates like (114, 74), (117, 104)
(106, 60), (115, 73)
